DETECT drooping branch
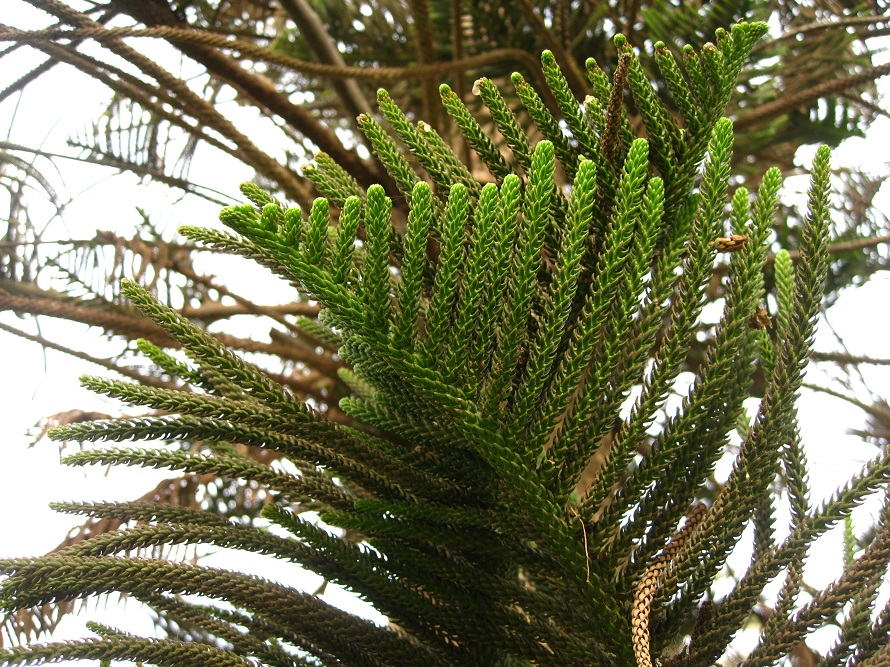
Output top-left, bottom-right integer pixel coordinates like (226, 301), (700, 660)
(15, 2), (314, 206)
(0, 286), (177, 346)
(0, 283), (336, 374)
(107, 0), (385, 190)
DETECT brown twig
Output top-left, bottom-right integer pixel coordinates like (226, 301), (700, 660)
(0, 320), (173, 388)
(276, 0), (373, 125)
(514, 0), (588, 97)
(0, 285), (332, 371)
(810, 351), (890, 366)
(710, 233), (890, 279)
(451, 0), (470, 166)
(604, 53), (631, 168)
(632, 504), (708, 667)
(0, 237), (209, 253)
(0, 40), (242, 163)
(0, 55), (57, 105)
(787, 233), (890, 258)
(802, 382), (890, 423)
(0, 287), (176, 345)
(1, 141), (234, 206)
(107, 0), (379, 191)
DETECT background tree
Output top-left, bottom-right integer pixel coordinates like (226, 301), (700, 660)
(1, 0), (889, 657)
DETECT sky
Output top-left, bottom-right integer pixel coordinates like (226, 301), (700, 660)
(1, 1), (889, 663)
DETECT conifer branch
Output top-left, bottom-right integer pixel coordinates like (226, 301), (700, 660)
(3, 16), (884, 665)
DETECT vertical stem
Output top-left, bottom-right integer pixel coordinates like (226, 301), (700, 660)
(408, 0), (441, 131)
(451, 0), (471, 166)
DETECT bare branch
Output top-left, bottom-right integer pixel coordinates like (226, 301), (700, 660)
(514, 0), (588, 96)
(18, 0), (314, 205)
(407, 0), (440, 130)
(811, 351), (890, 367)
(0, 320), (174, 388)
(803, 382), (890, 424)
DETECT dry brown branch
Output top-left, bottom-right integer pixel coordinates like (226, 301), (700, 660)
(632, 504), (708, 667)
(710, 233), (890, 279)
(0, 320), (174, 389)
(177, 301), (320, 323)
(802, 383), (890, 424)
(0, 56), (57, 105)
(0, 237), (233, 256)
(0, 24), (546, 86)
(107, 0), (385, 190)
(407, 0), (440, 130)
(0, 284), (337, 373)
(450, 0), (471, 165)
(0, 287), (176, 346)
(785, 233), (890, 258)
(604, 53), (631, 168)
(1, 141), (233, 205)
(0, 9), (121, 104)
(20, 0), (314, 205)
(0, 41), (241, 164)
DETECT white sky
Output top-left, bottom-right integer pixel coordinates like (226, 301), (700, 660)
(1, 1), (889, 663)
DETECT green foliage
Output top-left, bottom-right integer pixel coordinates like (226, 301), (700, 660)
(3, 20), (889, 667)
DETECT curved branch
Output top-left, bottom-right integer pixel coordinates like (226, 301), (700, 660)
(8, 5), (313, 206)
(802, 382), (890, 423)
(734, 62), (890, 131)
(0, 24), (546, 85)
(107, 0), (385, 190)
(276, 0), (373, 124)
